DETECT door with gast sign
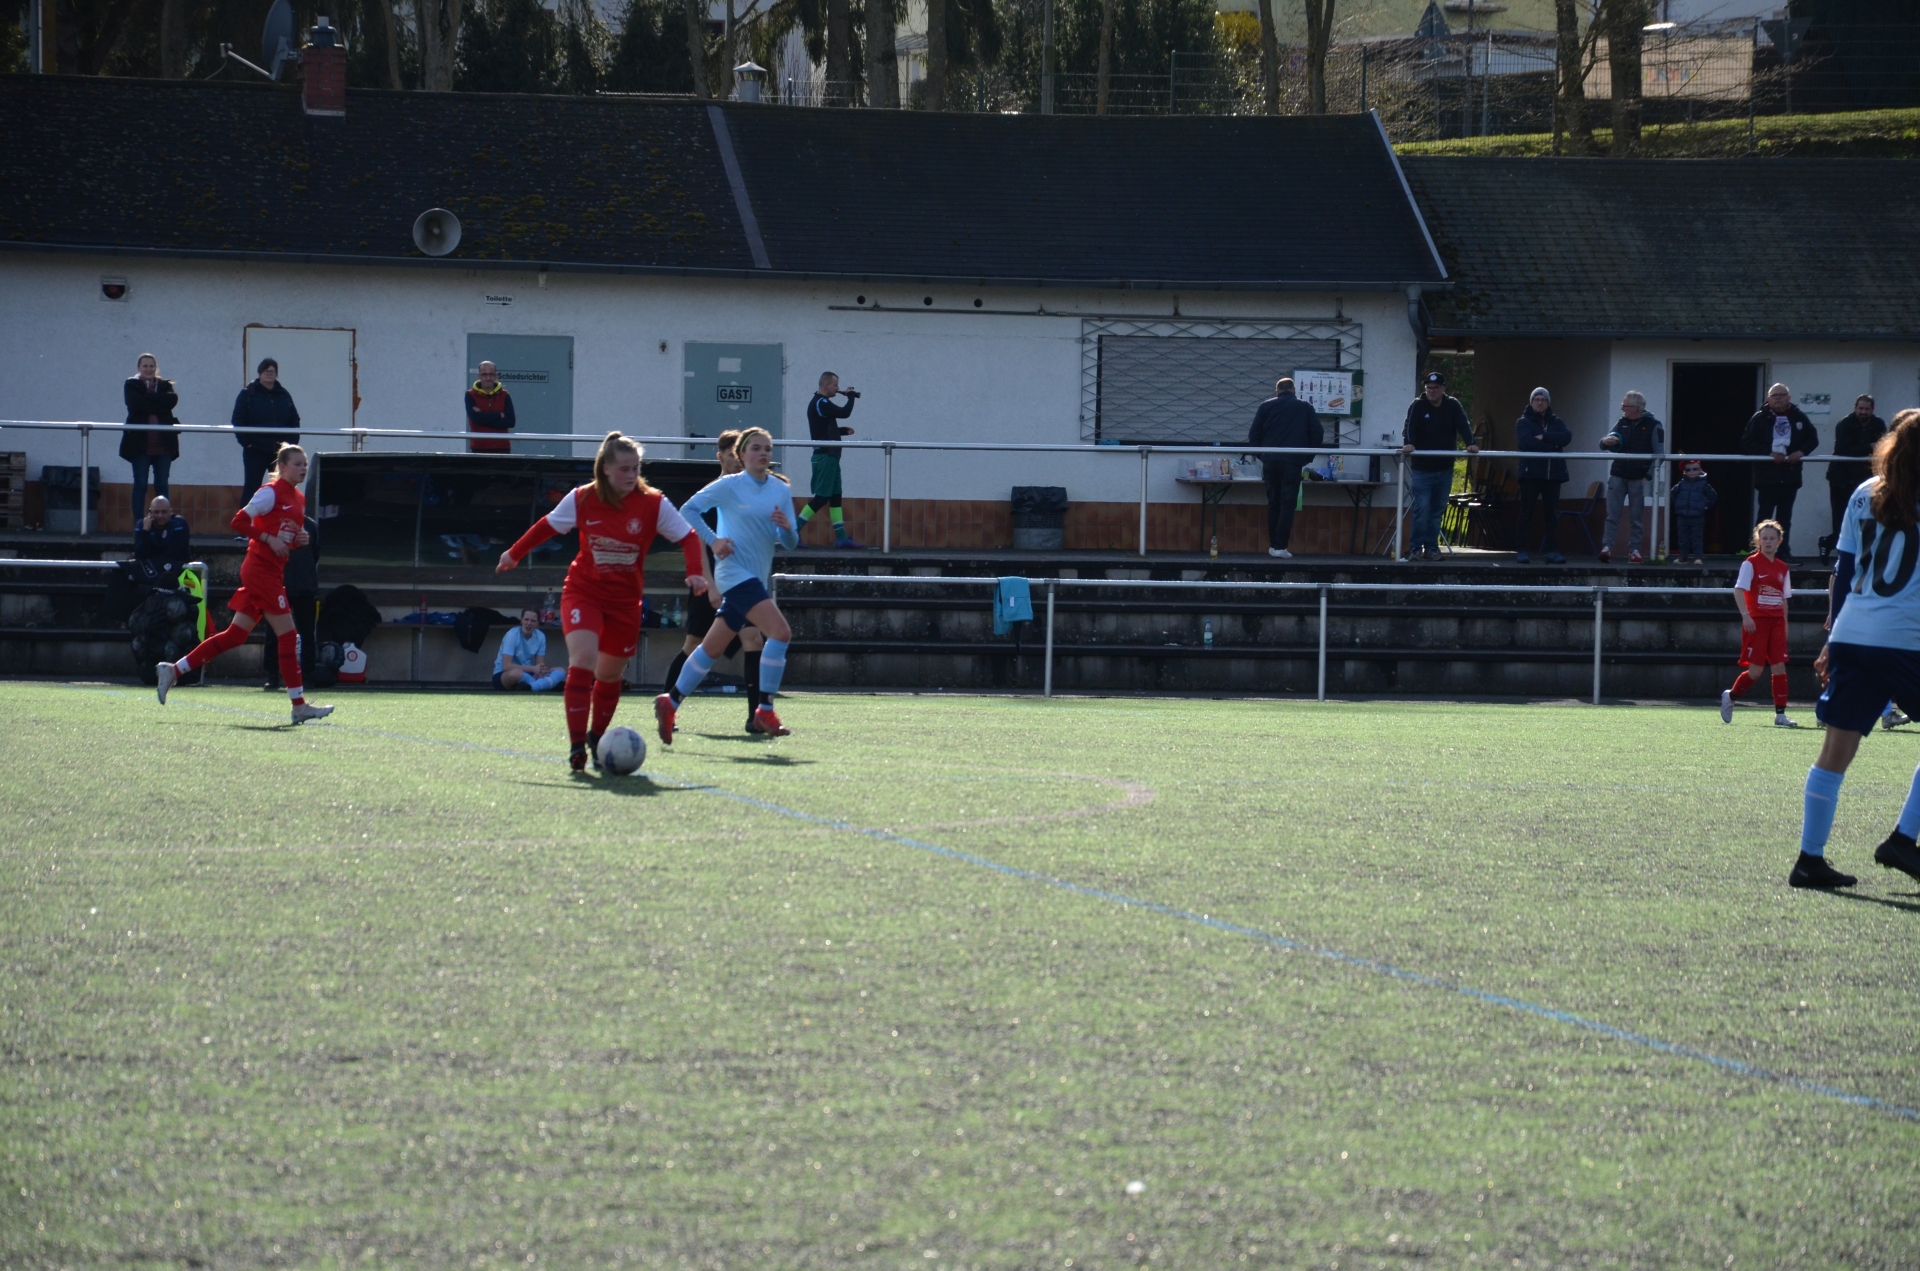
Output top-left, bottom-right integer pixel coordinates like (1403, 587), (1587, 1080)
(684, 343), (783, 445)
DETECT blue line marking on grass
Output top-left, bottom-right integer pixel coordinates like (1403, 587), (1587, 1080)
(64, 684), (1920, 1124)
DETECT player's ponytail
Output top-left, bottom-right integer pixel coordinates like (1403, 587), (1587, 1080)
(1871, 408), (1920, 533)
(591, 431), (652, 507)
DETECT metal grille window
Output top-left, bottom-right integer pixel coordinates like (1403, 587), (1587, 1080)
(1082, 319), (1362, 445)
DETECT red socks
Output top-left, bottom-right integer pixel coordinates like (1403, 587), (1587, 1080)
(1772, 672), (1790, 712)
(1729, 669), (1756, 699)
(589, 677), (622, 736)
(277, 628), (304, 704)
(179, 621), (250, 672)
(564, 667), (593, 745)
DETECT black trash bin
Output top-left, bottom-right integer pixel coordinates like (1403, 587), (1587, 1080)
(42, 465), (101, 534)
(1011, 486), (1068, 551)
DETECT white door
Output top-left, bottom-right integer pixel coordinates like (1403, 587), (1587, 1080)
(1770, 361), (1872, 554)
(243, 326), (356, 437)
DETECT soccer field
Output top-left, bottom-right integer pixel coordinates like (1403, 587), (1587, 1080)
(3, 683), (1917, 1270)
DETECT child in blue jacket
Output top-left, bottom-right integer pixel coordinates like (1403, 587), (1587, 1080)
(1671, 459), (1718, 563)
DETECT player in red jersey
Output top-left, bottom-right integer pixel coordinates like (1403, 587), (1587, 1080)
(497, 432), (707, 772)
(155, 443), (333, 724)
(1720, 519), (1798, 727)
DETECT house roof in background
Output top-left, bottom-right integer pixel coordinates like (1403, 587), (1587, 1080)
(0, 76), (1446, 289)
(1401, 155), (1920, 340)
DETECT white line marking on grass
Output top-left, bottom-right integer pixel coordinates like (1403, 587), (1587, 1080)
(64, 684), (1920, 1124)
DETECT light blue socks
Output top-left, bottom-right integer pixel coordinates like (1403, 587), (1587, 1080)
(674, 647), (714, 699)
(528, 669), (565, 692)
(759, 639), (789, 696)
(1801, 766), (1845, 857)
(1896, 763), (1920, 839)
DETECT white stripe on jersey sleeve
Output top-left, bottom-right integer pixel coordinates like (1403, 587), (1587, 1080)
(655, 494), (694, 543)
(1736, 560), (1755, 591)
(242, 485), (277, 517)
(543, 488), (579, 533)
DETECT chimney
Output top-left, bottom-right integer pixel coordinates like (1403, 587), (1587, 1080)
(301, 17), (346, 117)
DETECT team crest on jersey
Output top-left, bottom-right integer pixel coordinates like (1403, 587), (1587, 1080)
(627, 517), (641, 533)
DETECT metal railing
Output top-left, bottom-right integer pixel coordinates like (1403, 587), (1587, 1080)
(0, 417), (1851, 561)
(772, 571), (1781, 704)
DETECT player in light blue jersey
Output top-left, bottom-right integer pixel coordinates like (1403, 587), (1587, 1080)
(1800, 407), (1920, 889)
(656, 427), (801, 743)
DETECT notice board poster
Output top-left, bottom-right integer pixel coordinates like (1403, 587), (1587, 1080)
(1294, 369), (1353, 416)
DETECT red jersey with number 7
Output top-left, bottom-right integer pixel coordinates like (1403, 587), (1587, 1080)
(1736, 551), (1791, 620)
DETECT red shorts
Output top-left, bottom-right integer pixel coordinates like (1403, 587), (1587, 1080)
(230, 560), (291, 621)
(560, 590), (640, 659)
(1740, 618), (1788, 668)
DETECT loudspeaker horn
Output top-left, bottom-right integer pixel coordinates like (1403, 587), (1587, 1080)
(412, 208), (462, 257)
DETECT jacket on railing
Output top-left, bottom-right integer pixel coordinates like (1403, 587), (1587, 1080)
(1739, 405), (1818, 489)
(1403, 393), (1474, 473)
(1246, 391), (1323, 478)
(120, 376), (180, 462)
(1670, 473), (1719, 518)
(230, 379), (301, 454)
(1828, 411), (1885, 491)
(1603, 414), (1664, 481)
(1513, 407), (1571, 483)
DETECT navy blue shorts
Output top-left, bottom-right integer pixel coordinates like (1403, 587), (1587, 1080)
(718, 578), (772, 632)
(491, 671), (506, 689)
(1816, 642), (1920, 735)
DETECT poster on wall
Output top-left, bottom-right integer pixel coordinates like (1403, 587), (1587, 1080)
(1293, 369), (1353, 416)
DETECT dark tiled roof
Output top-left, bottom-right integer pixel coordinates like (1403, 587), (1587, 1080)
(720, 107), (1446, 287)
(0, 75), (1444, 288)
(0, 75), (754, 270)
(1401, 155), (1920, 339)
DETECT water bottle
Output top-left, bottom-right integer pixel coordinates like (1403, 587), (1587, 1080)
(1209, 533), (1219, 559)
(1203, 617), (1214, 650)
(541, 588), (558, 626)
(672, 596), (684, 628)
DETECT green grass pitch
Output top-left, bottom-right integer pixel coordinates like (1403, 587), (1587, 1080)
(3, 682), (1918, 1269)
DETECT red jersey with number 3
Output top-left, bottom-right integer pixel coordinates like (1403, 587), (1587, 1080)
(233, 477), (305, 579)
(544, 485), (695, 607)
(1737, 551), (1791, 620)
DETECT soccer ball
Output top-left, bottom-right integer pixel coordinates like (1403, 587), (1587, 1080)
(596, 726), (646, 776)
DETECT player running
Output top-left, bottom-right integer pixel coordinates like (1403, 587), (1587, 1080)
(497, 432), (706, 772)
(1798, 408), (1920, 889)
(1719, 519), (1798, 727)
(155, 443), (332, 725)
(655, 427), (799, 743)
(664, 431), (770, 733)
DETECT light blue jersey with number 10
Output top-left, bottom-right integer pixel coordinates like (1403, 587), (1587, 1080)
(1832, 476), (1920, 651)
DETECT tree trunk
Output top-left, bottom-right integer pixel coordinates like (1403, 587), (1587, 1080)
(1606, 0), (1645, 154)
(683, 0), (708, 96)
(1553, 0), (1589, 153)
(1303, 0), (1335, 115)
(865, 0), (897, 106)
(1095, 0), (1114, 114)
(923, 0), (945, 110)
(421, 0), (462, 90)
(159, 0), (187, 77)
(375, 0), (403, 88)
(1256, 0), (1278, 115)
(826, 0), (852, 104)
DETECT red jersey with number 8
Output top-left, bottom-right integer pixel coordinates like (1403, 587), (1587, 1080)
(232, 477), (305, 580)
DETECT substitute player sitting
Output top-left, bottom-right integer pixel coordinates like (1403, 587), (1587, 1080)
(656, 426), (800, 742)
(1796, 409), (1920, 889)
(155, 443), (332, 725)
(497, 432), (706, 772)
(1719, 519), (1798, 728)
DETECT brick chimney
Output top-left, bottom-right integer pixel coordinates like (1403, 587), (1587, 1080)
(301, 18), (345, 117)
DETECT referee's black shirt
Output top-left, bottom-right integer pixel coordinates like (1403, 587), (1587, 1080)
(807, 393), (855, 457)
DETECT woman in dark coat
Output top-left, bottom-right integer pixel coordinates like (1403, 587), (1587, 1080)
(1513, 387), (1572, 564)
(121, 352), (180, 519)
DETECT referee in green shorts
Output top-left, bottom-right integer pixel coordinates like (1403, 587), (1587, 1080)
(798, 371), (863, 548)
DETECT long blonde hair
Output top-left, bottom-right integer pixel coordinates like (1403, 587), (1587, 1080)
(591, 432), (652, 507)
(1871, 409), (1920, 533)
(737, 427), (789, 485)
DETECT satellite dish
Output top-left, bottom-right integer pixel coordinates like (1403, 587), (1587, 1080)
(412, 208), (462, 257)
(262, 0), (296, 79)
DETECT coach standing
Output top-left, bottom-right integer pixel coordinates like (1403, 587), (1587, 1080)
(1399, 371), (1477, 562)
(230, 358), (300, 492)
(1246, 377), (1323, 559)
(1822, 394), (1884, 558)
(797, 371), (861, 548)
(465, 361), (517, 453)
(1740, 382), (1818, 563)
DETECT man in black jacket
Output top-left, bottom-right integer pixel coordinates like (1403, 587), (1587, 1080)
(1399, 371), (1477, 561)
(230, 358), (301, 492)
(1246, 377), (1324, 557)
(1598, 390), (1664, 563)
(1822, 394), (1884, 558)
(1739, 382), (1819, 562)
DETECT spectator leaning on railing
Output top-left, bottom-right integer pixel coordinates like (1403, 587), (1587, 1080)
(231, 359), (301, 493)
(1246, 376), (1323, 559)
(1512, 387), (1570, 565)
(465, 361), (516, 454)
(121, 353), (179, 520)
(1399, 371), (1477, 562)
(1597, 391), (1664, 564)
(1823, 394), (1883, 559)
(1740, 382), (1818, 564)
